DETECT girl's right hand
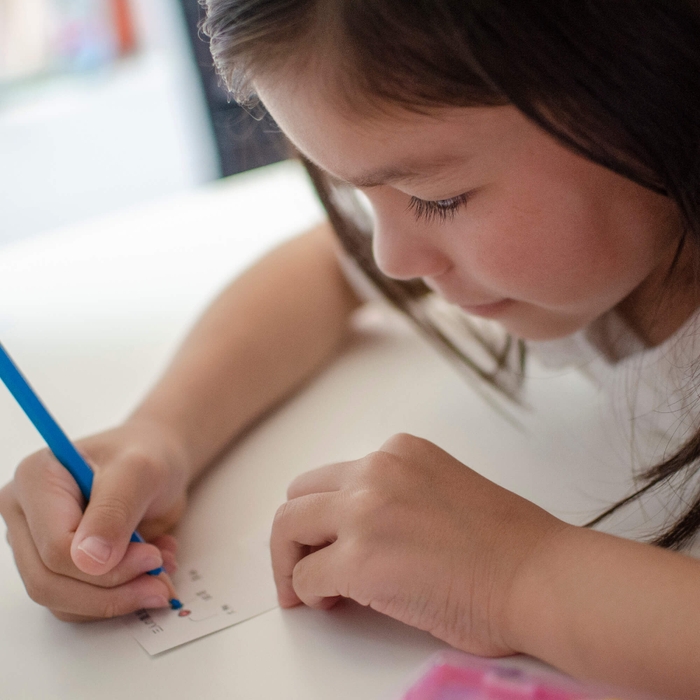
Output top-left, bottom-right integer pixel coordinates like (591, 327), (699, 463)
(0, 419), (191, 621)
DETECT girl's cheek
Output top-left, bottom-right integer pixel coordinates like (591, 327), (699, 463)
(460, 207), (585, 301)
(456, 206), (543, 288)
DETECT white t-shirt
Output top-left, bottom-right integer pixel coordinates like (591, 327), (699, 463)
(530, 309), (700, 466)
(339, 250), (700, 553)
(529, 309), (700, 554)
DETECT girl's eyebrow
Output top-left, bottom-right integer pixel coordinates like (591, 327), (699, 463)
(323, 155), (469, 189)
(343, 166), (425, 188)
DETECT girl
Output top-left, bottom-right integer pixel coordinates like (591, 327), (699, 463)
(2, 1), (700, 697)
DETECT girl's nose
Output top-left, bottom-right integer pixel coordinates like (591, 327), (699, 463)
(372, 212), (451, 282)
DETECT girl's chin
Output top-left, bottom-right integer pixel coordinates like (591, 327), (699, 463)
(459, 299), (514, 319)
(461, 300), (590, 341)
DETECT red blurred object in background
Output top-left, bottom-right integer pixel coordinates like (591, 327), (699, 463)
(111, 0), (137, 55)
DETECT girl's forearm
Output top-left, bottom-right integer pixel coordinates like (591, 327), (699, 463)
(507, 524), (700, 699)
(130, 223), (362, 483)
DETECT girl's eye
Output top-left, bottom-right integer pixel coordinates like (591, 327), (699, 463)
(407, 192), (470, 224)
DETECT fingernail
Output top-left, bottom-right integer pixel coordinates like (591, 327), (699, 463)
(142, 553), (164, 573)
(77, 536), (112, 564)
(141, 595), (169, 609)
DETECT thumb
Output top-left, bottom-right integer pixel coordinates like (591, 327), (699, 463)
(71, 461), (159, 576)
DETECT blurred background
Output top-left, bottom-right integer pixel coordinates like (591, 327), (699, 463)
(0, 0), (288, 246)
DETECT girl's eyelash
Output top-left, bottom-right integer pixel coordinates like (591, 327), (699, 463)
(407, 193), (470, 223)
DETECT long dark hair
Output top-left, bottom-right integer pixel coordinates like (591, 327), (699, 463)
(202, 0), (700, 549)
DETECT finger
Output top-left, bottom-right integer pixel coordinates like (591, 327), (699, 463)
(14, 450), (84, 557)
(286, 462), (350, 500)
(6, 494), (167, 588)
(71, 455), (164, 576)
(151, 534), (178, 556)
(9, 504), (172, 618)
(14, 454), (165, 585)
(161, 549), (178, 575)
(51, 609), (102, 623)
(271, 493), (339, 607)
(292, 544), (344, 610)
(151, 535), (178, 575)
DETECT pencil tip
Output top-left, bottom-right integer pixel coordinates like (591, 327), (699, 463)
(170, 598), (183, 610)
(157, 570), (179, 603)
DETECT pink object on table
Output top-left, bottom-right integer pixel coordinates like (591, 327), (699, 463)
(399, 651), (664, 700)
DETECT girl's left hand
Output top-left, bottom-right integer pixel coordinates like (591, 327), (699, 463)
(271, 433), (569, 656)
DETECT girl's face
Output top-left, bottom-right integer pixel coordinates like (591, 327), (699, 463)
(257, 76), (686, 342)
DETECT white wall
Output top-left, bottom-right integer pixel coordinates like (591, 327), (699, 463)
(0, 0), (219, 245)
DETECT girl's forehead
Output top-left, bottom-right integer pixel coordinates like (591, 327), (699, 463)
(257, 73), (528, 183)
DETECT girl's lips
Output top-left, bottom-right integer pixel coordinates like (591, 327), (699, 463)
(459, 299), (514, 318)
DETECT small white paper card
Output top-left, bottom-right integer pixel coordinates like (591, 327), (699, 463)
(123, 537), (277, 655)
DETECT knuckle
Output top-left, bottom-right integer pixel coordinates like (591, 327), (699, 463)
(273, 501), (293, 530)
(348, 487), (388, 527)
(291, 557), (308, 587)
(92, 495), (133, 528)
(0, 483), (14, 516)
(24, 575), (50, 606)
(15, 449), (52, 477)
(37, 536), (70, 573)
(98, 597), (122, 620)
(120, 448), (175, 494)
(15, 451), (71, 500)
(51, 609), (79, 623)
(383, 433), (432, 460)
(380, 432), (415, 451)
(285, 475), (303, 500)
(14, 454), (39, 487)
(356, 451), (387, 480)
(356, 450), (402, 487)
(122, 451), (165, 487)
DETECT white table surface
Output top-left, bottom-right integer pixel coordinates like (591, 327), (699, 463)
(0, 160), (635, 699)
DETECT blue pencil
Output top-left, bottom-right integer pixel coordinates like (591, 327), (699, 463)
(0, 341), (181, 610)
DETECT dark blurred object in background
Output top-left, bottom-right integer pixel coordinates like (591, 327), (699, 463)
(177, 0), (288, 177)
